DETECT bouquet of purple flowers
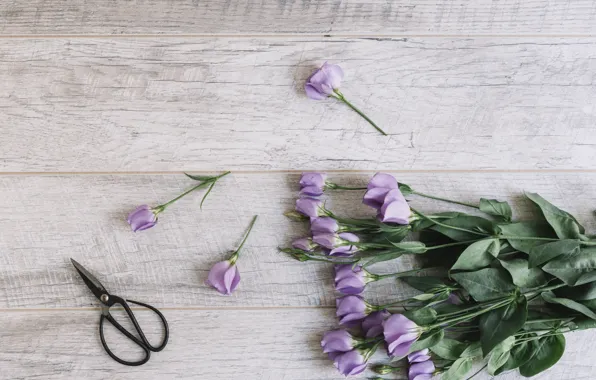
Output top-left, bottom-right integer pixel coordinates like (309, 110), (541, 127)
(283, 172), (596, 379)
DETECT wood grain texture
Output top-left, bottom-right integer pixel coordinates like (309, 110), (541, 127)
(1, 308), (595, 380)
(1, 172), (595, 309)
(1, 37), (595, 172)
(1, 0), (595, 35)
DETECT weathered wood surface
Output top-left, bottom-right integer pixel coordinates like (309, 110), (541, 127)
(1, 0), (595, 35)
(1, 172), (595, 309)
(0, 308), (595, 380)
(1, 37), (595, 172)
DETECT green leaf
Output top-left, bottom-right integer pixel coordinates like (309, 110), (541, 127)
(452, 268), (516, 302)
(525, 192), (584, 239)
(479, 296), (528, 355)
(441, 357), (473, 380)
(409, 329), (444, 352)
(431, 215), (497, 241)
(573, 318), (596, 330)
(495, 339), (534, 375)
(528, 239), (580, 267)
(401, 276), (447, 293)
(500, 258), (548, 288)
(542, 291), (596, 320)
(184, 173), (216, 181)
(480, 198), (513, 221)
(460, 341), (482, 358)
(519, 334), (565, 377)
(398, 183), (414, 196)
(363, 251), (403, 267)
(488, 336), (516, 375)
(403, 307), (438, 325)
(389, 241), (427, 254)
(557, 281), (596, 301)
(451, 238), (500, 271)
(429, 338), (467, 360)
(498, 222), (556, 254)
(542, 248), (596, 286)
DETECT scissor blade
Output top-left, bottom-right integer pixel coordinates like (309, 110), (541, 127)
(71, 258), (108, 300)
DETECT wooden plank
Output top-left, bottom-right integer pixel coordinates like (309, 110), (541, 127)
(1, 308), (595, 379)
(1, 37), (595, 171)
(1, 0), (595, 35)
(1, 172), (596, 309)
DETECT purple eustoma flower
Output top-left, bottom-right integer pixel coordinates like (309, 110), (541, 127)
(408, 349), (431, 363)
(311, 217), (339, 234)
(334, 264), (370, 295)
(336, 295), (371, 326)
(379, 189), (411, 225)
(408, 359), (435, 380)
(292, 237), (316, 252)
(361, 310), (391, 338)
(321, 330), (357, 355)
(313, 232), (359, 250)
(383, 314), (422, 357)
(299, 172), (327, 197)
(206, 260), (240, 295)
(295, 198), (325, 218)
(305, 62), (344, 100)
(127, 205), (159, 232)
(331, 349), (368, 376)
(363, 173), (398, 209)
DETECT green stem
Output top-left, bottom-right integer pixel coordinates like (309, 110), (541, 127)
(334, 90), (387, 136)
(158, 171), (230, 210)
(426, 239), (482, 250)
(372, 267), (438, 280)
(410, 207), (489, 237)
(375, 297), (420, 310)
(429, 298), (512, 329)
(327, 183), (368, 191)
(412, 191), (479, 209)
(500, 235), (596, 246)
(229, 216), (258, 263)
(465, 364), (488, 380)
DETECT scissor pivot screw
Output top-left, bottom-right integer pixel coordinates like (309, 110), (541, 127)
(100, 294), (109, 303)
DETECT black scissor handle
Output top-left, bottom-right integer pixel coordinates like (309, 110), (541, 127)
(98, 296), (169, 366)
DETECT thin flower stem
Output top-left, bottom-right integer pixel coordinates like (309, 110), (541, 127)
(410, 207), (489, 237)
(525, 318), (573, 325)
(426, 239), (482, 250)
(328, 184), (368, 191)
(233, 215), (259, 256)
(412, 191), (479, 209)
(499, 235), (596, 246)
(372, 267), (437, 280)
(465, 364), (488, 380)
(429, 298), (512, 329)
(159, 181), (211, 209)
(334, 90), (387, 136)
(375, 297), (420, 310)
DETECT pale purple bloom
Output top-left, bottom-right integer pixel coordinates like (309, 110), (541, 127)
(311, 217), (339, 234)
(379, 189), (411, 224)
(409, 359), (435, 380)
(336, 295), (369, 325)
(292, 237), (316, 252)
(206, 260), (240, 295)
(334, 264), (366, 295)
(304, 62), (344, 100)
(300, 186), (324, 197)
(368, 173), (399, 190)
(314, 232), (359, 250)
(127, 205), (158, 232)
(299, 172), (327, 196)
(329, 245), (359, 257)
(383, 314), (421, 357)
(362, 310), (390, 338)
(295, 198), (324, 218)
(331, 349), (367, 376)
(408, 349), (431, 363)
(363, 173), (398, 209)
(321, 330), (356, 354)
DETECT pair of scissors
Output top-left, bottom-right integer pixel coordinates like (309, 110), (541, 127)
(71, 258), (169, 366)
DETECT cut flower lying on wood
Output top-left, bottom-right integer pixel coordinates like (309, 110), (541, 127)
(282, 172), (596, 379)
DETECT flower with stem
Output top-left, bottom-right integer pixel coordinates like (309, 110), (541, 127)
(127, 171), (230, 232)
(206, 215), (258, 295)
(304, 62), (387, 136)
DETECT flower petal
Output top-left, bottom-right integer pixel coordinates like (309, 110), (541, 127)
(363, 187), (391, 209)
(304, 83), (327, 100)
(380, 199), (411, 225)
(367, 173), (398, 190)
(320, 62), (344, 89)
(206, 261), (232, 294)
(409, 360), (436, 379)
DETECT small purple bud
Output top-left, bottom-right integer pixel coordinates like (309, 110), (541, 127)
(295, 198), (324, 218)
(313, 232), (359, 250)
(300, 172), (327, 189)
(311, 217), (339, 234)
(304, 63), (344, 100)
(329, 245), (359, 257)
(407, 349), (431, 363)
(383, 314), (421, 357)
(292, 237), (316, 252)
(336, 295), (368, 325)
(332, 349), (368, 376)
(334, 264), (366, 295)
(362, 310), (391, 338)
(206, 260), (240, 295)
(127, 205), (158, 232)
(321, 330), (355, 354)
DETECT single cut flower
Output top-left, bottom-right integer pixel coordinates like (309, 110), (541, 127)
(295, 198), (325, 218)
(206, 215), (258, 295)
(311, 217), (339, 235)
(304, 62), (387, 135)
(334, 264), (375, 295)
(321, 330), (358, 354)
(331, 349), (368, 376)
(383, 314), (422, 357)
(292, 237), (317, 252)
(361, 310), (391, 338)
(336, 295), (371, 325)
(127, 205), (159, 232)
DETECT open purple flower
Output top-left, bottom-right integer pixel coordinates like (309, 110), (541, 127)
(321, 330), (358, 355)
(127, 205), (159, 232)
(331, 349), (368, 376)
(363, 173), (398, 209)
(299, 172), (328, 197)
(383, 314), (422, 357)
(295, 198), (325, 218)
(362, 310), (391, 338)
(334, 264), (374, 295)
(336, 295), (371, 325)
(311, 217), (339, 235)
(408, 359), (435, 380)
(379, 189), (411, 225)
(292, 237), (317, 252)
(305, 63), (344, 100)
(206, 260), (240, 295)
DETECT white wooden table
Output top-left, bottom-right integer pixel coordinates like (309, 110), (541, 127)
(1, 1), (595, 379)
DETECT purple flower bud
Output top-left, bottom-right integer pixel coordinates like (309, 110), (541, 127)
(383, 314), (421, 357)
(311, 217), (339, 234)
(379, 189), (411, 225)
(362, 310), (391, 338)
(367, 173), (399, 190)
(408, 359), (435, 380)
(295, 198), (324, 218)
(304, 63), (344, 100)
(329, 245), (359, 257)
(321, 330), (356, 354)
(331, 349), (368, 376)
(206, 260), (240, 295)
(292, 237), (316, 252)
(334, 264), (366, 295)
(127, 205), (158, 232)
(313, 232), (359, 250)
(407, 349), (431, 363)
(336, 295), (369, 325)
(300, 172), (327, 189)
